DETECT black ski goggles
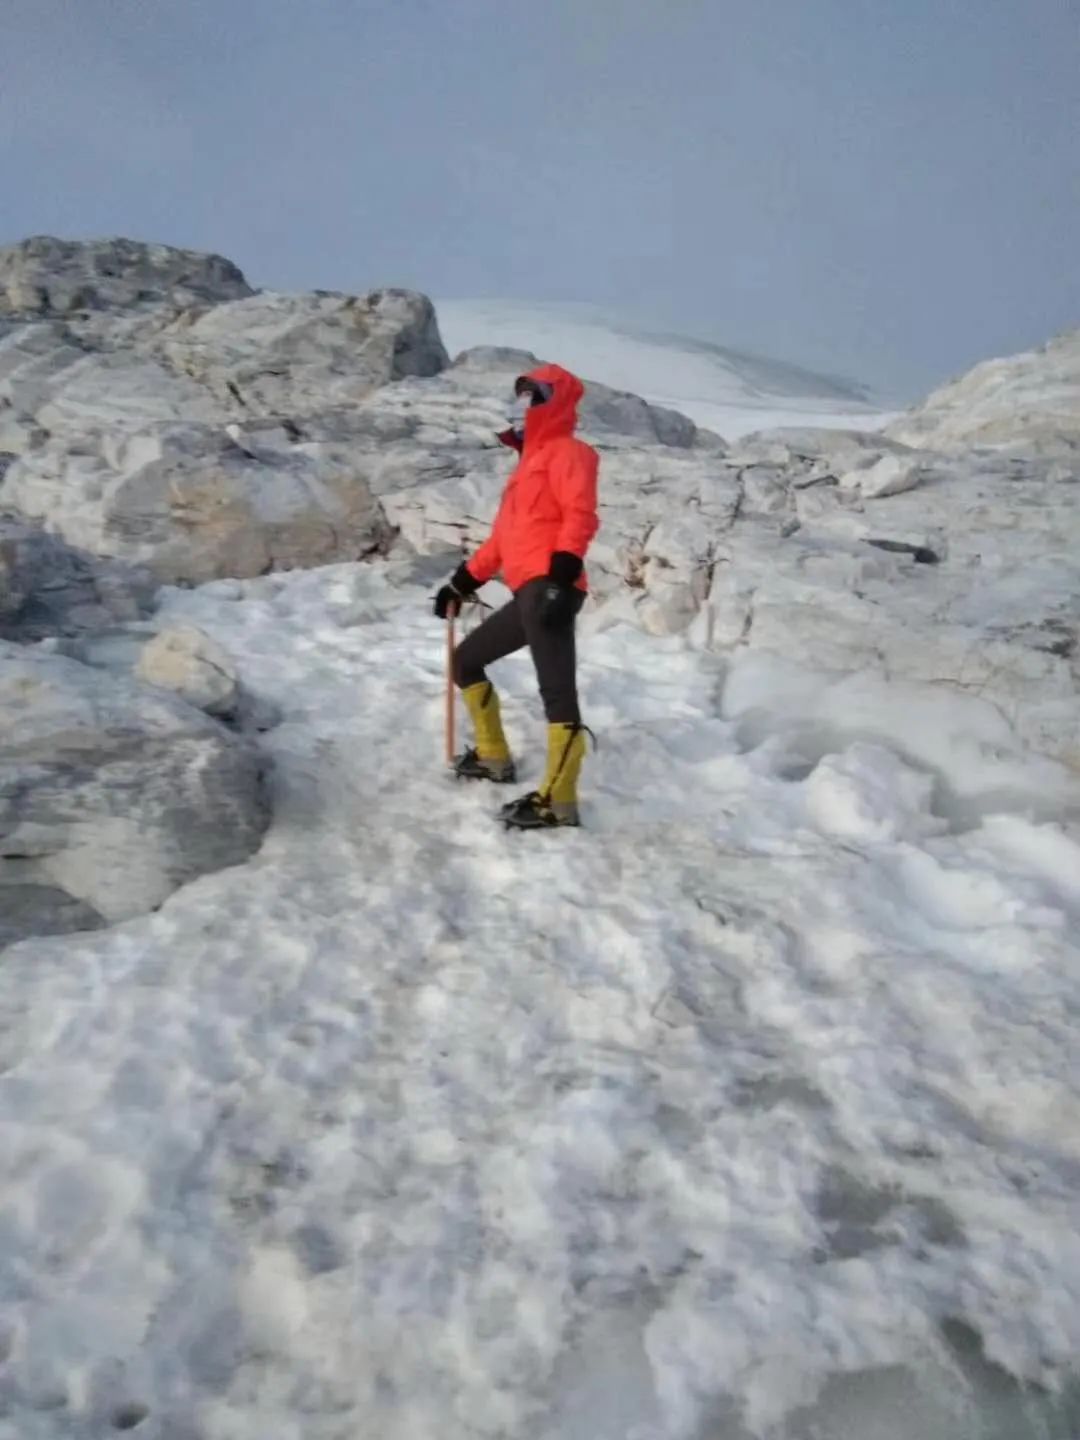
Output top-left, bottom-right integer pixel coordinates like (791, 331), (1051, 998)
(514, 376), (554, 406)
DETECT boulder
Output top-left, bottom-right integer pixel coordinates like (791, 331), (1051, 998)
(1, 241), (722, 591)
(838, 452), (925, 499)
(0, 643), (269, 946)
(4, 422), (394, 584)
(153, 287), (449, 420)
(580, 382), (700, 448)
(136, 625), (240, 717)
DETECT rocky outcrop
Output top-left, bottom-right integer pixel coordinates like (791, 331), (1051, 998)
(0, 293), (716, 585)
(886, 328), (1080, 454)
(2, 235), (1077, 774)
(0, 643), (269, 947)
(0, 235), (253, 318)
(0, 240), (447, 583)
(4, 420), (395, 584)
(156, 288), (449, 417)
(685, 434), (1080, 765)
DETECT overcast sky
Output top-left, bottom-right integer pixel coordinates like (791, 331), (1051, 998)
(3, 0), (1078, 396)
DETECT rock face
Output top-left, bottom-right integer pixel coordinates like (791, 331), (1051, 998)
(0, 516), (154, 641)
(0, 235), (253, 317)
(0, 240), (449, 582)
(5, 419), (396, 584)
(687, 434), (1080, 766)
(0, 643), (269, 947)
(158, 288), (448, 414)
(886, 328), (1080, 454)
(362, 358), (1079, 766)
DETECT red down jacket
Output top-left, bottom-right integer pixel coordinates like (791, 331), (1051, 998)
(465, 363), (599, 594)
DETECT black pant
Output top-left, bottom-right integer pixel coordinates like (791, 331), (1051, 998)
(454, 579), (585, 725)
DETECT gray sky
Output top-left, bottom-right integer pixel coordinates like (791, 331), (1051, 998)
(3, 0), (1078, 396)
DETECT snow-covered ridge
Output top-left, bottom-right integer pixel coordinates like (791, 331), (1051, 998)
(887, 326), (1080, 454)
(437, 298), (895, 440)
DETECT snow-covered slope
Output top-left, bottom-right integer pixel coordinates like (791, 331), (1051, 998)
(887, 327), (1080, 454)
(437, 299), (896, 440)
(4, 558), (1079, 1439)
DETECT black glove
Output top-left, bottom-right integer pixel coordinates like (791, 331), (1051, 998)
(538, 551), (583, 628)
(433, 562), (479, 619)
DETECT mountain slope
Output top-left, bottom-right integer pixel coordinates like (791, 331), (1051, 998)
(3, 238), (1080, 1440)
(886, 327), (1080, 453)
(4, 558), (1080, 1440)
(437, 299), (895, 439)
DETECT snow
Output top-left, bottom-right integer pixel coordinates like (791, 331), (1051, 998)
(437, 300), (899, 441)
(2, 556), (1079, 1439)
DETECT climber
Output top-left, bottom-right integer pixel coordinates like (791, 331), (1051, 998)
(433, 363), (599, 829)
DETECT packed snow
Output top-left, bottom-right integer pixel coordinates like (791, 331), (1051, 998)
(436, 300), (897, 440)
(2, 556), (1079, 1440)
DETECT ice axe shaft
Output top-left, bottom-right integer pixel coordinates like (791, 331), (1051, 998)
(445, 608), (456, 764)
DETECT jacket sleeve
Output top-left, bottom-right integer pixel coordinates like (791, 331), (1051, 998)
(466, 531), (501, 586)
(552, 443), (599, 558)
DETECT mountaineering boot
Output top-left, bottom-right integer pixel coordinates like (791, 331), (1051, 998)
(454, 682), (516, 783)
(503, 723), (587, 829)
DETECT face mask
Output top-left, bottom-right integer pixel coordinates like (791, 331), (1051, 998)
(507, 392), (530, 433)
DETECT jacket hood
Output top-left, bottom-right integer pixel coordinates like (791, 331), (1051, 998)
(523, 363), (583, 447)
(497, 363), (584, 451)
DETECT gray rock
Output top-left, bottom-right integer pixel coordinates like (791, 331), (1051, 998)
(450, 344), (539, 372)
(154, 287), (449, 420)
(0, 882), (105, 950)
(136, 625), (240, 717)
(0, 243), (449, 584)
(5, 423), (394, 584)
(0, 321), (92, 446)
(0, 517), (155, 641)
(838, 452), (926, 499)
(0, 643), (269, 946)
(0, 236), (253, 319)
(371, 352), (739, 630)
(0, 240), (716, 593)
(581, 382), (699, 449)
